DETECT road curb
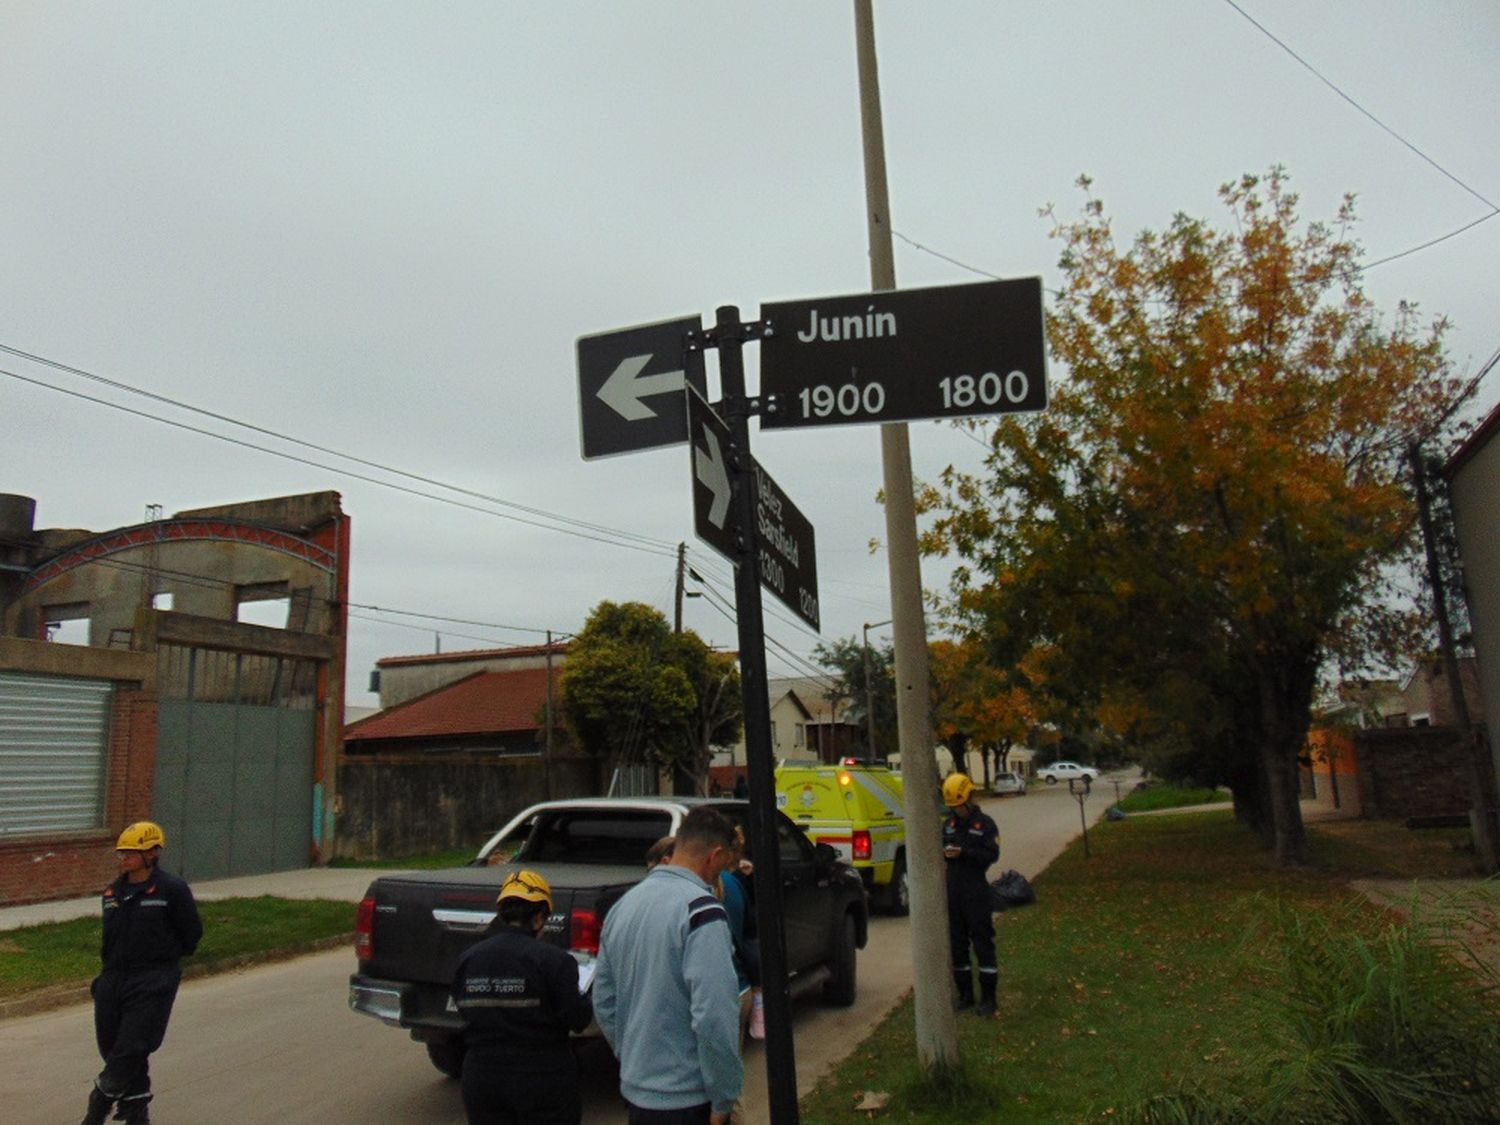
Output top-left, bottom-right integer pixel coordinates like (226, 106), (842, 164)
(0, 932), (354, 1022)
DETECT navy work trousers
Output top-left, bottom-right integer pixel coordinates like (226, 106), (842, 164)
(91, 965), (181, 1102)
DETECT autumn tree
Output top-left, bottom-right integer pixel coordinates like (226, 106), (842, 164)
(928, 169), (1458, 864)
(930, 635), (1035, 784)
(560, 601), (740, 788)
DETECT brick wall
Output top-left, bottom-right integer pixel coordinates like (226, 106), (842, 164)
(0, 686), (159, 906)
(1354, 725), (1496, 820)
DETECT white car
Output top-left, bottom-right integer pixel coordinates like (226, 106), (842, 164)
(1039, 760), (1099, 785)
(991, 771), (1027, 796)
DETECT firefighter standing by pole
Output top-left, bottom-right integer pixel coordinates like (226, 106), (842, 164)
(941, 775), (1000, 1017)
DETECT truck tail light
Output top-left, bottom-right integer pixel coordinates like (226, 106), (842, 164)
(570, 908), (601, 955)
(852, 830), (872, 861)
(355, 896), (376, 961)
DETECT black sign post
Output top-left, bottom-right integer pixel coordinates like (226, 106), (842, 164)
(583, 276), (1049, 1125)
(696, 307), (801, 1125)
(759, 277), (1047, 430)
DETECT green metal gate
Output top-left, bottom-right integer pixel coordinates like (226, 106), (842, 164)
(154, 645), (317, 881)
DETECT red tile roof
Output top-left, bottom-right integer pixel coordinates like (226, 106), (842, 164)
(375, 643), (567, 668)
(344, 667), (560, 741)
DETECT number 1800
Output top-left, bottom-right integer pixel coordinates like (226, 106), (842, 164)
(797, 382), (886, 419)
(939, 371), (1030, 410)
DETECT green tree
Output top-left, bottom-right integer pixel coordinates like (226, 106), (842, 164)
(561, 601), (739, 786)
(928, 169), (1459, 864)
(671, 630), (744, 794)
(812, 635), (897, 758)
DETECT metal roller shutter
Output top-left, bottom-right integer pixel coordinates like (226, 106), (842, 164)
(0, 671), (112, 835)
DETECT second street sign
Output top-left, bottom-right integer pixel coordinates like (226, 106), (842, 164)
(577, 315), (706, 460)
(687, 386), (820, 632)
(758, 277), (1047, 430)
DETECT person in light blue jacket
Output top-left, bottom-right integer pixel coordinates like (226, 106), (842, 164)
(594, 807), (744, 1125)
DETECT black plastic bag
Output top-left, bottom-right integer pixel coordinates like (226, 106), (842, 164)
(989, 869), (1036, 912)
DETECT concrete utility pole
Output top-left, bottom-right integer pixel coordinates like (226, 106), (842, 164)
(863, 618), (891, 756)
(853, 0), (962, 1073)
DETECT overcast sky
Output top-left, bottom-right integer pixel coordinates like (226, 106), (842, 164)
(3, 1), (1496, 708)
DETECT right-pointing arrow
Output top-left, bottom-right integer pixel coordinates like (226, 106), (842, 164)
(598, 354), (686, 421)
(694, 425), (731, 528)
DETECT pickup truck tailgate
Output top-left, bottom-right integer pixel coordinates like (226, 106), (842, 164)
(357, 863), (638, 985)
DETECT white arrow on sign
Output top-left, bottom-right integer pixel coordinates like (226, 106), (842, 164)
(693, 425), (731, 528)
(598, 354), (686, 422)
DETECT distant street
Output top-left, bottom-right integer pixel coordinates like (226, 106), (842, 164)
(2, 777), (1122, 1124)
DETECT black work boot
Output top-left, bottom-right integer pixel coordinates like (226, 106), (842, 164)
(80, 1086), (114, 1125)
(952, 969), (974, 1012)
(112, 1093), (151, 1124)
(976, 971), (998, 1018)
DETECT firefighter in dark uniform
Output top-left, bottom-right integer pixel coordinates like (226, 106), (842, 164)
(941, 774), (1001, 1017)
(451, 870), (594, 1125)
(81, 821), (202, 1125)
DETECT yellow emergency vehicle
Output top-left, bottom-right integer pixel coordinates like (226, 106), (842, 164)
(774, 760), (908, 915)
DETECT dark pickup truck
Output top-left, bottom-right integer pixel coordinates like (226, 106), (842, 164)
(348, 796), (869, 1077)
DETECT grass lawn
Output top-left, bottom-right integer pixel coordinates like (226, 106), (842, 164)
(800, 811), (1491, 1124)
(0, 896), (356, 1002)
(328, 847), (475, 870)
(1116, 783), (1229, 813)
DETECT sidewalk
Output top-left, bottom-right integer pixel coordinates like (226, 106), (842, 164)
(0, 867), (399, 932)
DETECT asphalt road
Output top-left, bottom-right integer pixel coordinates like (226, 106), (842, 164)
(3, 777), (1122, 1124)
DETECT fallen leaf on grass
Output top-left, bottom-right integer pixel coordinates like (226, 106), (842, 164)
(854, 1090), (890, 1117)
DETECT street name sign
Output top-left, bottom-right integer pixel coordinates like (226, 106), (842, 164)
(758, 277), (1047, 430)
(577, 315), (706, 459)
(687, 386), (821, 632)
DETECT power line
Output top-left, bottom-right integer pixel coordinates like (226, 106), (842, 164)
(1222, 0), (1497, 213)
(0, 343), (678, 554)
(1, 365), (679, 560)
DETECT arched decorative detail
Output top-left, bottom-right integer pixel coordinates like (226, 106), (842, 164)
(21, 519), (336, 593)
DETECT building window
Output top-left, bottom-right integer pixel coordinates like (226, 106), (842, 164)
(236, 581), (290, 628)
(42, 602), (92, 646)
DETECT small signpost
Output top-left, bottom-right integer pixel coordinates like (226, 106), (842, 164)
(687, 386), (820, 631)
(576, 315), (707, 460)
(578, 277), (1047, 1125)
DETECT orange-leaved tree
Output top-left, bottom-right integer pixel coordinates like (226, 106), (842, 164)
(930, 635), (1034, 784)
(927, 169), (1459, 864)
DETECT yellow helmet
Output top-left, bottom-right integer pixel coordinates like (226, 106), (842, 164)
(942, 774), (975, 808)
(497, 869), (553, 913)
(116, 821), (165, 851)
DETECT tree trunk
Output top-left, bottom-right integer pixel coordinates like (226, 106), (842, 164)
(1254, 648), (1317, 866)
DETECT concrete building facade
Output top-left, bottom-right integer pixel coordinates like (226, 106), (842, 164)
(0, 491), (350, 904)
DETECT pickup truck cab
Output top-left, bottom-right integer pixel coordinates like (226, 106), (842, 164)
(349, 796), (868, 1078)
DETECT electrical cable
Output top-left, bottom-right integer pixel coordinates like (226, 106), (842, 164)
(0, 342), (677, 554)
(0, 365), (679, 560)
(1222, 0), (1497, 213)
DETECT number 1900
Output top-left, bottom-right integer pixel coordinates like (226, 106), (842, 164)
(797, 382), (886, 419)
